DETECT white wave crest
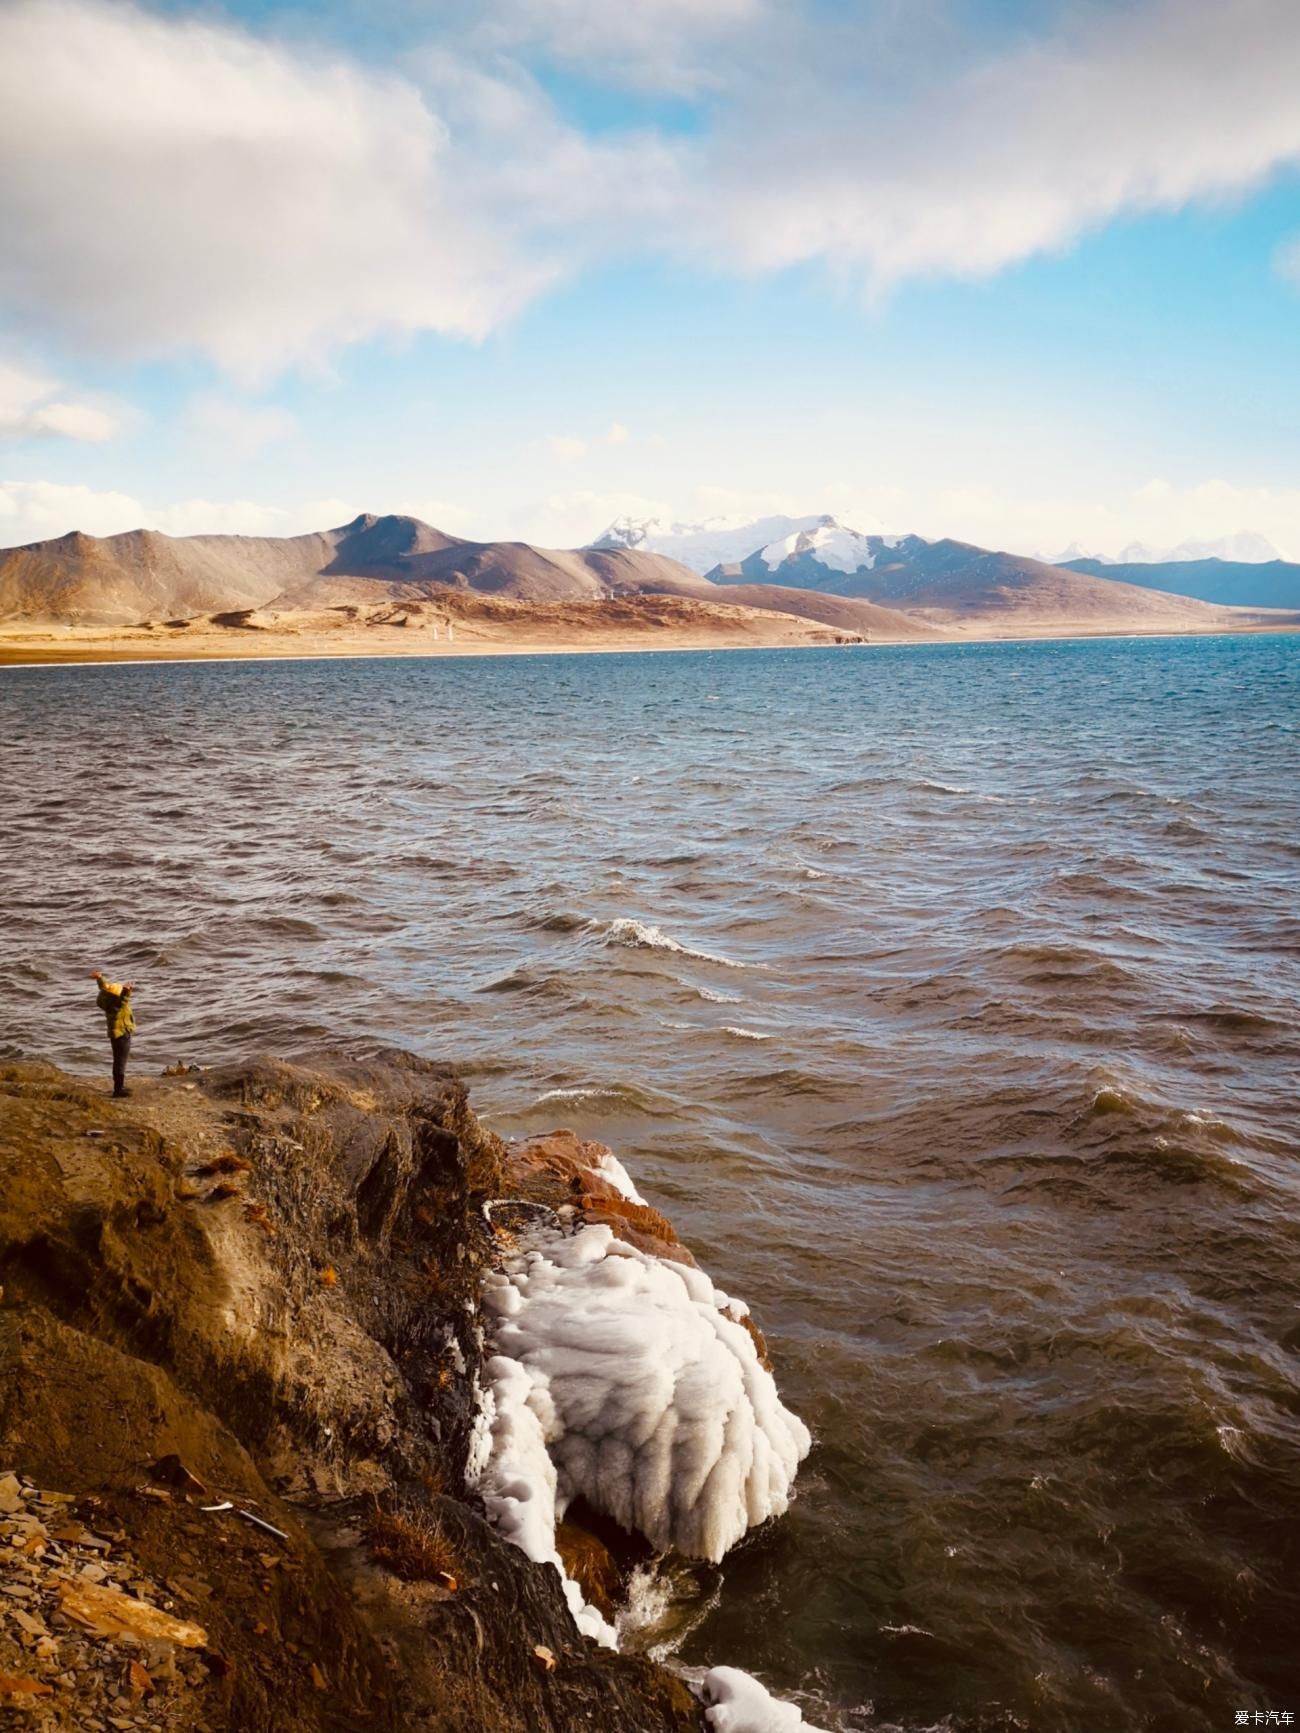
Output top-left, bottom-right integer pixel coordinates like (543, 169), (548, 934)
(603, 917), (749, 969)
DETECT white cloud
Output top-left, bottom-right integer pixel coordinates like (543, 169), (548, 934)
(465, 0), (763, 92)
(390, 496), (481, 536)
(0, 0), (559, 379)
(418, 0), (1300, 295)
(0, 363), (117, 442)
(6, 471), (1300, 563)
(6, 0), (1300, 384)
(896, 477), (1300, 564)
(0, 478), (364, 545)
(543, 434), (590, 461)
(535, 422), (636, 466)
(692, 0), (1300, 288)
(511, 489), (671, 547)
(182, 394), (298, 457)
(22, 402), (117, 442)
(411, 49), (684, 249)
(0, 479), (144, 543)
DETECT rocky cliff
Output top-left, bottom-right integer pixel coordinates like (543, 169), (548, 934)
(0, 1051), (729, 1731)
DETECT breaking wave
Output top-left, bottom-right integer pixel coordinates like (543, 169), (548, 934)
(602, 917), (751, 969)
(529, 1082), (670, 1117)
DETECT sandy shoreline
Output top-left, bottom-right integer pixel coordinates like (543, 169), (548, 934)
(1, 614), (1297, 668)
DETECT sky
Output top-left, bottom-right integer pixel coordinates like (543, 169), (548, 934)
(2, 0), (1300, 559)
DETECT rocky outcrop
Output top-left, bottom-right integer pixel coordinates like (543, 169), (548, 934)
(0, 1052), (705, 1732)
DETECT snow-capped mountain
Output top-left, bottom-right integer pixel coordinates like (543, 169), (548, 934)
(708, 519), (940, 597)
(591, 512), (888, 577)
(593, 511), (1299, 612)
(753, 518), (905, 575)
(1047, 532), (1282, 567)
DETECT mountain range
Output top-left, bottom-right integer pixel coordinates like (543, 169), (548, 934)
(1051, 533), (1281, 566)
(1059, 556), (1300, 611)
(595, 513), (1300, 611)
(1, 510), (1295, 641)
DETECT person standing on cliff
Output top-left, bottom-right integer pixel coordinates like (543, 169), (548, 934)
(91, 971), (136, 1098)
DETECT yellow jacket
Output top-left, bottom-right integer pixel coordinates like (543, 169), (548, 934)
(95, 978), (136, 1040)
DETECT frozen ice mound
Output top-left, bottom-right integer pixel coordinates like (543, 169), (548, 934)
(701, 1665), (832, 1732)
(475, 1221), (812, 1568)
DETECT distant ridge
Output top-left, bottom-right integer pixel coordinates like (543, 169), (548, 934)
(1062, 556), (1300, 611)
(0, 513), (465, 624)
(3, 508), (1290, 635)
(0, 514), (691, 623)
(703, 527), (1239, 627)
(593, 513), (1289, 627)
(0, 511), (945, 638)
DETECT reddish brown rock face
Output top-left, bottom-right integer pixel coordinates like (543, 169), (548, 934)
(555, 1521), (624, 1621)
(502, 1129), (696, 1265)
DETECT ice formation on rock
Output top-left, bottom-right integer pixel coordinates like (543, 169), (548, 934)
(474, 1222), (811, 1568)
(470, 1350), (618, 1645)
(591, 1148), (646, 1205)
(700, 1666), (832, 1732)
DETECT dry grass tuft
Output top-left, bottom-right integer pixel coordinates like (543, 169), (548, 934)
(415, 1255), (452, 1299)
(365, 1507), (459, 1585)
(194, 1151), (252, 1177)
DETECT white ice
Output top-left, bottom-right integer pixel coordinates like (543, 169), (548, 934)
(591, 1149), (647, 1206)
(700, 1666), (832, 1733)
(469, 1350), (618, 1644)
(475, 1222), (811, 1571)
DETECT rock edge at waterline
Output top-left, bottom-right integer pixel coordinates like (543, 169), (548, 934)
(0, 1052), (819, 1732)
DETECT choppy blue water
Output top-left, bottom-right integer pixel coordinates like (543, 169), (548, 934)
(5, 634), (1300, 1731)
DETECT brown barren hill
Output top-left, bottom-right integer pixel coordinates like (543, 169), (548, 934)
(5, 511), (1293, 653)
(617, 568), (935, 639)
(867, 541), (1243, 627)
(0, 512), (733, 623)
(0, 513), (469, 625)
(714, 533), (1267, 631)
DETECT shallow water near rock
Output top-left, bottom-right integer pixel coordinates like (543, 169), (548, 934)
(5, 634), (1300, 1732)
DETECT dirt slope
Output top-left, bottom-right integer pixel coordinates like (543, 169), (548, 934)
(713, 536), (1248, 627)
(620, 570), (935, 638)
(0, 514), (706, 624)
(0, 1052), (706, 1732)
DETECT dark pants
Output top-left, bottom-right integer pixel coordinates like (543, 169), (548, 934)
(111, 1033), (131, 1096)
